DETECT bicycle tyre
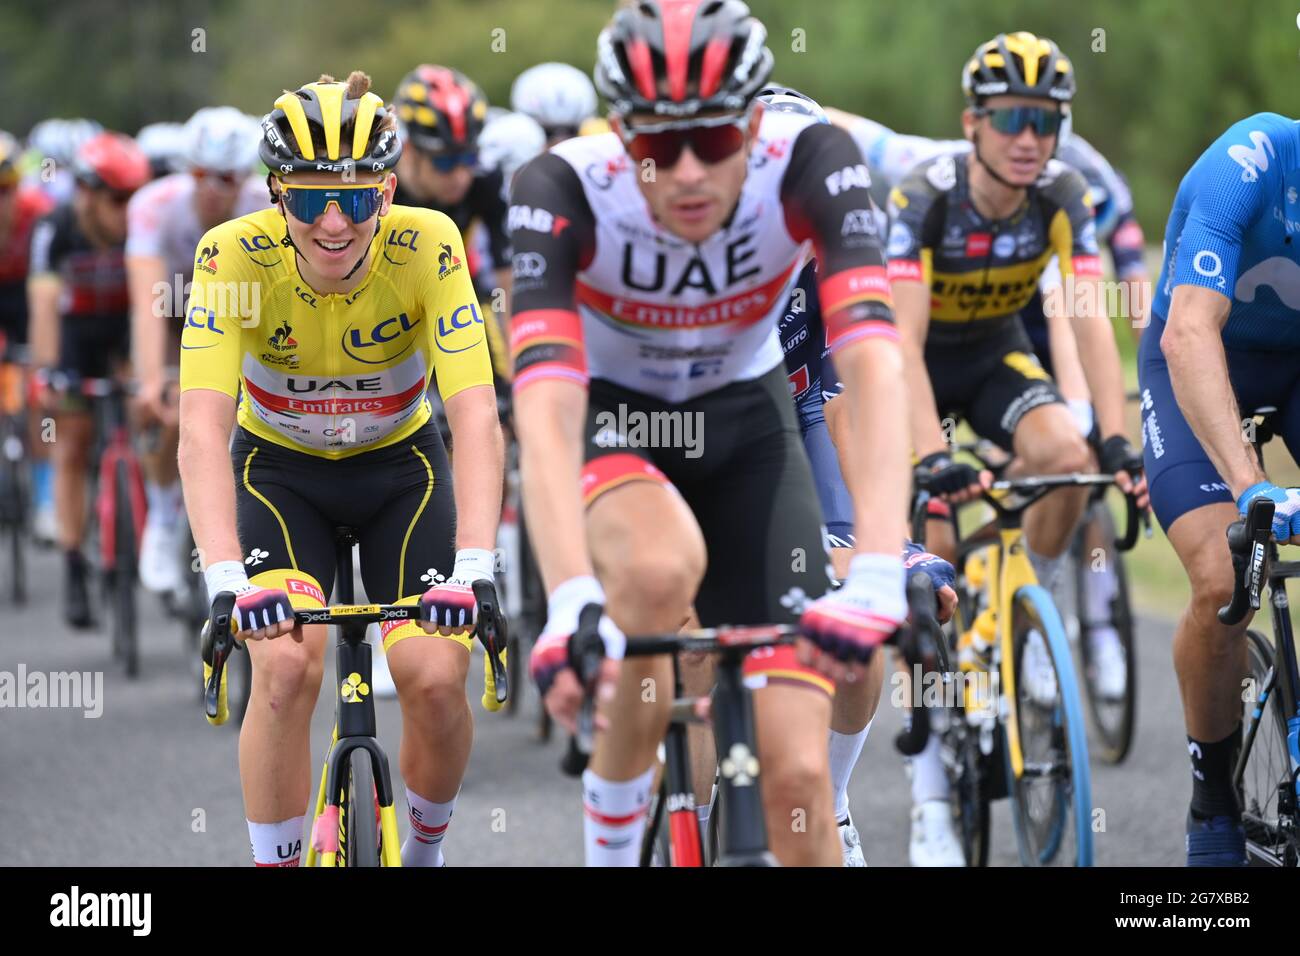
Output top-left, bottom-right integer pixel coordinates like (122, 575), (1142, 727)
(9, 519), (24, 605)
(1005, 585), (1094, 867)
(343, 748), (380, 867)
(946, 728), (991, 867)
(114, 458), (139, 678)
(1074, 504), (1137, 764)
(1239, 630), (1295, 865)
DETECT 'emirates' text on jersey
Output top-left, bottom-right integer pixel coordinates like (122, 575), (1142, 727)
(507, 110), (896, 403)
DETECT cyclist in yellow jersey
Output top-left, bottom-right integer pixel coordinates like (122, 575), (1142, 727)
(178, 72), (504, 867)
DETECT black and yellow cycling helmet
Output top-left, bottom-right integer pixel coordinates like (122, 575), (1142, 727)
(962, 32), (1075, 106)
(258, 74), (402, 176)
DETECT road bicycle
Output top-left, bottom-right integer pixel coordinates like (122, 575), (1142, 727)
(913, 467), (1141, 866)
(954, 435), (1147, 763)
(202, 525), (510, 866)
(1221, 406), (1300, 867)
(561, 577), (945, 866)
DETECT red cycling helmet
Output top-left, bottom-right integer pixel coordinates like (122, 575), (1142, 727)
(393, 65), (489, 153)
(73, 132), (151, 192)
(594, 0), (774, 117)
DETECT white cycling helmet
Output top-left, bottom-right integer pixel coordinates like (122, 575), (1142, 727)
(136, 122), (188, 176)
(183, 106), (260, 174)
(510, 62), (598, 137)
(478, 111), (546, 191)
(28, 117), (103, 167)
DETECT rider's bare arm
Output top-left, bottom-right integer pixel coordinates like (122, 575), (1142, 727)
(1163, 284), (1263, 497)
(177, 387), (242, 566)
(507, 153), (599, 593)
(26, 274), (61, 370)
(444, 384), (504, 552)
(1068, 271), (1127, 439)
(125, 253), (168, 401)
(891, 279), (948, 457)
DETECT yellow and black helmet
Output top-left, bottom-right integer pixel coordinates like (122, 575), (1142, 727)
(0, 130), (21, 185)
(258, 77), (402, 176)
(962, 32), (1075, 106)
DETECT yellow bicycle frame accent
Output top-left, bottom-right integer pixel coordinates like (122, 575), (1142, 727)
(306, 722), (404, 866)
(996, 525), (1040, 781)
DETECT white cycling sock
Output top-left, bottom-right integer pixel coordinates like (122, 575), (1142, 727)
(829, 722), (872, 822)
(248, 816), (304, 867)
(909, 733), (948, 806)
(1027, 547), (1067, 595)
(582, 766), (654, 867)
(402, 787), (457, 867)
(1083, 560), (1119, 623)
(145, 481), (181, 527)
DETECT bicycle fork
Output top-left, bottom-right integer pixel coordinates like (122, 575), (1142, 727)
(306, 622), (402, 867)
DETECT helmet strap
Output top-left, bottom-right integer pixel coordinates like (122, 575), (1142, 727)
(971, 129), (1022, 191)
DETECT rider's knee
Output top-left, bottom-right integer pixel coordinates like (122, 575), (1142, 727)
(763, 745), (829, 820)
(1024, 424), (1091, 476)
(399, 657), (469, 724)
(1185, 552), (1238, 634)
(256, 639), (322, 713)
(602, 550), (700, 623)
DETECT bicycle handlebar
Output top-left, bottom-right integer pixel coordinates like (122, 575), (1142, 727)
(559, 577), (951, 775)
(1217, 497), (1275, 626)
(913, 469), (1147, 553)
(201, 578), (510, 722)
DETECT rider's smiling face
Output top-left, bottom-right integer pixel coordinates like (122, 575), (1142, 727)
(618, 106), (763, 244)
(275, 170), (395, 288)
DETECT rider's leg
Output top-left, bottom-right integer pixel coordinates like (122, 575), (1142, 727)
(1011, 402), (1092, 586)
(51, 410), (91, 551)
(1166, 502), (1248, 816)
(585, 476), (707, 866)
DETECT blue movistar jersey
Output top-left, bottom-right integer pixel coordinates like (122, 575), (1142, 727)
(1152, 112), (1300, 350)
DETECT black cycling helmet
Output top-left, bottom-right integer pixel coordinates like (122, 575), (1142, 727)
(259, 74), (402, 176)
(595, 0), (774, 117)
(962, 31), (1075, 106)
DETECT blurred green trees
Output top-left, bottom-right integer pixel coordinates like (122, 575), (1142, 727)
(4, 0), (1298, 229)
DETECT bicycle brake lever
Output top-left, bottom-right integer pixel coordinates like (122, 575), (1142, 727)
(202, 591), (237, 721)
(472, 579), (509, 704)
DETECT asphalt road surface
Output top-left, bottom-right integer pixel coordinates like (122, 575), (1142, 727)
(1, 540), (1192, 866)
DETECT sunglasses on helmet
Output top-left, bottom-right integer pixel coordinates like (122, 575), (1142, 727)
(275, 181), (385, 224)
(619, 111), (752, 169)
(975, 105), (1064, 138)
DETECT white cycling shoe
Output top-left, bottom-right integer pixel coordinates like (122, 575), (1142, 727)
(909, 799), (964, 867)
(838, 813), (867, 867)
(1020, 631), (1059, 706)
(1086, 626), (1127, 700)
(139, 519), (182, 593)
(32, 502), (57, 546)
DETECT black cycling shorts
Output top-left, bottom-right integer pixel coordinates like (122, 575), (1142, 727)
(579, 365), (835, 696)
(926, 324), (1064, 451)
(60, 314), (129, 380)
(230, 422), (460, 650)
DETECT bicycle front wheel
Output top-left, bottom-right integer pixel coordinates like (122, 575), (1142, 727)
(1005, 585), (1094, 867)
(1238, 630), (1295, 865)
(113, 458), (139, 678)
(341, 749), (380, 867)
(1073, 503), (1137, 764)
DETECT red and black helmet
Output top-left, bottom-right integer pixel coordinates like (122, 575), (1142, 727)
(595, 0), (774, 118)
(393, 66), (489, 153)
(73, 131), (151, 192)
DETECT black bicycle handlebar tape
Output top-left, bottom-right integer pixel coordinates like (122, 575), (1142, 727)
(895, 573), (938, 758)
(1217, 498), (1275, 626)
(1117, 489), (1141, 552)
(560, 603), (608, 777)
(202, 591), (237, 721)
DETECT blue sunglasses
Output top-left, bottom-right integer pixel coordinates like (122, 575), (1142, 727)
(976, 105), (1064, 137)
(277, 182), (385, 224)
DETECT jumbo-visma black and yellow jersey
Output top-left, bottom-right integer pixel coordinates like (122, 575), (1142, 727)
(179, 205), (493, 459)
(885, 150), (1101, 344)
